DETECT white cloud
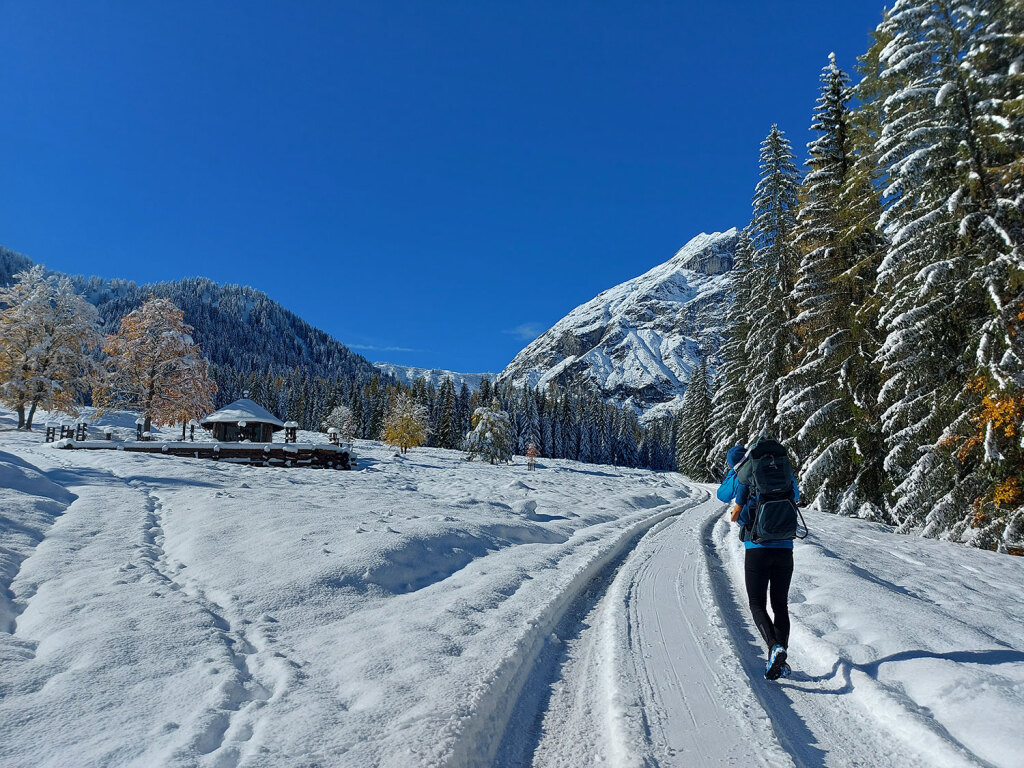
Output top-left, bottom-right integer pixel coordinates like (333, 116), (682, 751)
(348, 343), (419, 353)
(504, 322), (546, 342)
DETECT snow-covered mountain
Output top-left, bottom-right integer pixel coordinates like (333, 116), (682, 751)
(499, 229), (738, 419)
(373, 363), (495, 392)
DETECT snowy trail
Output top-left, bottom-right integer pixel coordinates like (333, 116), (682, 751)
(704, 514), (985, 768)
(521, 493), (787, 768)
(520, 491), (1024, 768)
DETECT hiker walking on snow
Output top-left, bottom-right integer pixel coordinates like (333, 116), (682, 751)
(717, 441), (804, 680)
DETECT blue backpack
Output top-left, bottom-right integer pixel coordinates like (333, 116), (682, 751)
(735, 439), (807, 543)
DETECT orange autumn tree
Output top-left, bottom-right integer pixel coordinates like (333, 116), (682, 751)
(99, 296), (216, 433)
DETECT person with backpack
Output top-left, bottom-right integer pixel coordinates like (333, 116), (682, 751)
(717, 440), (803, 680)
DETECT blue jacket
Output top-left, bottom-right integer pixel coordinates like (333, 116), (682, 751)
(716, 469), (740, 503)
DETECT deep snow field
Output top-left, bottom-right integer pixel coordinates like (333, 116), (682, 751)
(1, 406), (1023, 768)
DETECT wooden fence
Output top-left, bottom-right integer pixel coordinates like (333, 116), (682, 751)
(52, 440), (354, 469)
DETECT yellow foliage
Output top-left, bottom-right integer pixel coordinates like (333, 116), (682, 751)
(993, 478), (1022, 509)
(100, 296), (216, 427)
(977, 393), (1023, 439)
(381, 392), (429, 454)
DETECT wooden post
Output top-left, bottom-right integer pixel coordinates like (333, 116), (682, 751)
(104, 427), (114, 441)
(136, 418), (144, 441)
(327, 427), (338, 445)
(189, 420), (197, 441)
(76, 423), (88, 441)
(45, 424), (57, 443)
(285, 421), (299, 443)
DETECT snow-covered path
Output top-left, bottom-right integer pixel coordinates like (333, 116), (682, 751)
(524, 493), (786, 768)
(519, 491), (1024, 768)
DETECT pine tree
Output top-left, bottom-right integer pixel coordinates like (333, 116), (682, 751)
(676, 356), (715, 480)
(434, 377), (459, 449)
(464, 398), (513, 464)
(381, 390), (430, 453)
(871, 0), (1024, 544)
(711, 228), (755, 460)
(742, 126), (801, 439)
(0, 267), (103, 429)
(99, 296), (216, 432)
(616, 409), (640, 467)
(778, 54), (886, 517)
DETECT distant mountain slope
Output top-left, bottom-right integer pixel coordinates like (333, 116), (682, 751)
(75, 275), (384, 385)
(374, 363), (495, 392)
(0, 247), (393, 412)
(0, 246), (33, 286)
(499, 230), (738, 418)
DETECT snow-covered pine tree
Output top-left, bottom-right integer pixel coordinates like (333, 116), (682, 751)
(381, 390), (430, 454)
(456, 382), (472, 437)
(0, 268), (102, 429)
(464, 398), (513, 464)
(541, 413), (553, 457)
(99, 296), (216, 433)
(872, 0), (1024, 546)
(778, 54), (887, 518)
(434, 377), (459, 449)
(742, 126), (801, 440)
(711, 228), (755, 461)
(949, 0), (1024, 550)
(616, 409), (640, 467)
(676, 355), (715, 480)
(523, 388), (541, 453)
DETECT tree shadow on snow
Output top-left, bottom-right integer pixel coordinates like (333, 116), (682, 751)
(782, 648), (1024, 695)
(44, 467), (221, 489)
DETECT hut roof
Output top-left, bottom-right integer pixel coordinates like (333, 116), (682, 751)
(200, 398), (285, 430)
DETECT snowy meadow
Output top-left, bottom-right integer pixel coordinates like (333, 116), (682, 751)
(2, 406), (1024, 768)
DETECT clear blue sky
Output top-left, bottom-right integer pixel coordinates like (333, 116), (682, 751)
(1, 1), (884, 373)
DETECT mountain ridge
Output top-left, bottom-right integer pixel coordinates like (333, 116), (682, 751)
(498, 229), (738, 419)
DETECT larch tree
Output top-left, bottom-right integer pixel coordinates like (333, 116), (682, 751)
(381, 390), (430, 454)
(0, 267), (102, 429)
(100, 296), (216, 433)
(741, 126), (801, 440)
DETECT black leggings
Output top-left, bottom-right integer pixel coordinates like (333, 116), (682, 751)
(743, 547), (793, 650)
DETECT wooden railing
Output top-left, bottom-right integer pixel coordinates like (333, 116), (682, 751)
(51, 440), (354, 469)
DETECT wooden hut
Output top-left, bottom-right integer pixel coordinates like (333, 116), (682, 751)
(200, 397), (285, 443)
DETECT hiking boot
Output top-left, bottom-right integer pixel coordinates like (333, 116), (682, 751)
(778, 662), (792, 679)
(765, 644), (788, 680)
